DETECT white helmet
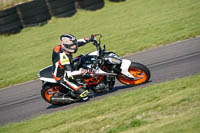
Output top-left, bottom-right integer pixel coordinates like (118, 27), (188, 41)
(60, 34), (78, 53)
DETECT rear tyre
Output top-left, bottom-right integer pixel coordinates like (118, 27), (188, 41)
(117, 62), (151, 85)
(41, 83), (62, 105)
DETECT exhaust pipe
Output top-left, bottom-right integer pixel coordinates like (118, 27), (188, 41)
(50, 96), (78, 104)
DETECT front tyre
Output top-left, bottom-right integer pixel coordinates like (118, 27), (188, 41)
(117, 62), (151, 85)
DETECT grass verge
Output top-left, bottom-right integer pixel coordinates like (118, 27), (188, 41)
(0, 0), (30, 9)
(0, 0), (200, 88)
(0, 73), (200, 133)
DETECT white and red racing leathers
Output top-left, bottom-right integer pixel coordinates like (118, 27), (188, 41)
(52, 38), (90, 99)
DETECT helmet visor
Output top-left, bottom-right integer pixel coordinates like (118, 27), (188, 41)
(60, 37), (78, 53)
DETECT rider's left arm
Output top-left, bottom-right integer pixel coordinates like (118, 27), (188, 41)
(77, 35), (96, 47)
(77, 38), (90, 47)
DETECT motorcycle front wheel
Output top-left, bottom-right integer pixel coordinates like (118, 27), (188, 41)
(117, 62), (151, 85)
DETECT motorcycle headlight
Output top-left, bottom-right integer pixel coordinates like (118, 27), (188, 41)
(105, 53), (122, 64)
(111, 58), (121, 64)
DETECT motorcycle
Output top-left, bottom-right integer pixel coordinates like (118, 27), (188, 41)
(38, 34), (151, 105)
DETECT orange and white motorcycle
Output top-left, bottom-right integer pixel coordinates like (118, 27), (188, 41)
(38, 34), (151, 105)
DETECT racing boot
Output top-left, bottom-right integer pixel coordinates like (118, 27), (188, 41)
(72, 87), (89, 101)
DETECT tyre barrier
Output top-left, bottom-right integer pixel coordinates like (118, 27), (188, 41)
(0, 0), (124, 35)
(0, 6), (16, 17)
(0, 7), (22, 35)
(76, 0), (105, 11)
(46, 0), (76, 18)
(17, 0), (51, 28)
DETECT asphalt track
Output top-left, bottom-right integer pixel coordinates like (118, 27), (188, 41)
(0, 37), (200, 126)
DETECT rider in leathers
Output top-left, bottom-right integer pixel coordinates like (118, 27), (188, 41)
(52, 34), (95, 101)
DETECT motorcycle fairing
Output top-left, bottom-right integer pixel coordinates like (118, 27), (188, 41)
(40, 77), (57, 83)
(94, 67), (117, 76)
(89, 51), (98, 56)
(38, 65), (57, 83)
(120, 59), (135, 78)
(89, 51), (134, 78)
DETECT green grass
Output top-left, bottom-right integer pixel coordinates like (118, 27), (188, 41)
(0, 0), (200, 88)
(0, 0), (30, 9)
(1, 73), (200, 133)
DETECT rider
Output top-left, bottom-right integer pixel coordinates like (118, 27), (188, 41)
(52, 34), (95, 101)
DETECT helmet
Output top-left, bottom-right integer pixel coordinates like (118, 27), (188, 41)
(60, 34), (78, 54)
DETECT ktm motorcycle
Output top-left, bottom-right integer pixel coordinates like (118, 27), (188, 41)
(38, 34), (151, 105)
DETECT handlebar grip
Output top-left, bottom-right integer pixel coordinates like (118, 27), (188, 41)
(92, 40), (98, 45)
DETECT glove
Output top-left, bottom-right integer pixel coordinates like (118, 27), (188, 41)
(84, 34), (96, 43)
(88, 68), (95, 74)
(80, 68), (87, 75)
(89, 34), (96, 42)
(81, 68), (95, 76)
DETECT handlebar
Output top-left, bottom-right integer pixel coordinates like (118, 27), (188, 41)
(92, 34), (104, 57)
(91, 34), (102, 46)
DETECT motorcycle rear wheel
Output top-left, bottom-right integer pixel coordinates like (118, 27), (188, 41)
(41, 83), (62, 105)
(117, 62), (151, 85)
